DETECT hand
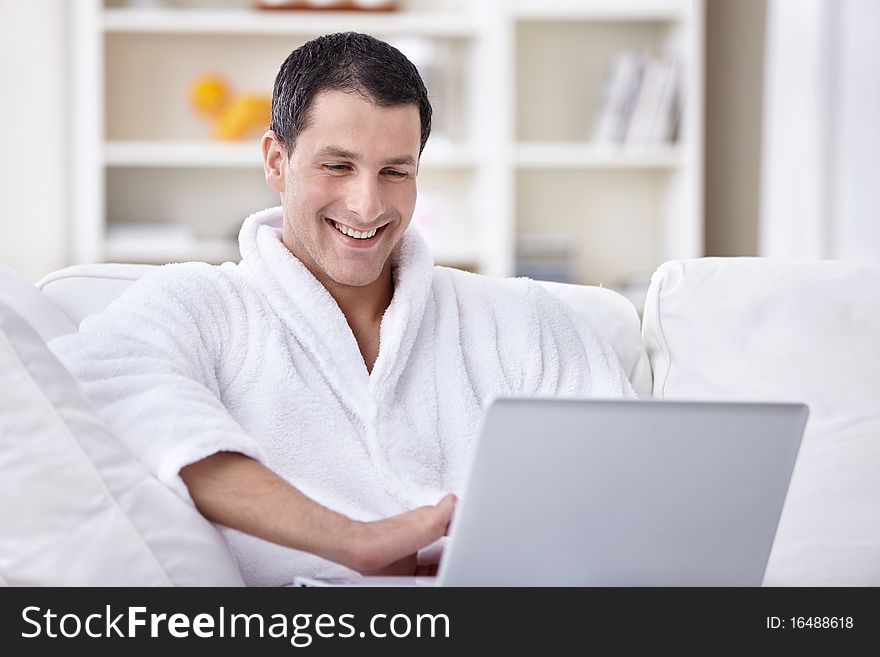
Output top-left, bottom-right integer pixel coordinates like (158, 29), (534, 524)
(341, 493), (457, 575)
(414, 563), (440, 577)
(180, 453), (457, 577)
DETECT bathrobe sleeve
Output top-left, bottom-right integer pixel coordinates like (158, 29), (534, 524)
(49, 263), (265, 502)
(446, 270), (638, 402)
(525, 282), (638, 399)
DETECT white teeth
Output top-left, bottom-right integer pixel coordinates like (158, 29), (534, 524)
(332, 221), (378, 239)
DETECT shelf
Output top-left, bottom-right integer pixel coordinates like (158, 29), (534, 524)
(105, 141), (261, 167)
(103, 237), (240, 264)
(420, 140), (479, 169)
(514, 0), (690, 22)
(102, 7), (479, 37)
(104, 140), (478, 169)
(515, 142), (684, 169)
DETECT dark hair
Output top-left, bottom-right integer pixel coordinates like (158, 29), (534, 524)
(270, 32), (432, 156)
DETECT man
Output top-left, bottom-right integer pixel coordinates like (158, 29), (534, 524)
(51, 33), (634, 586)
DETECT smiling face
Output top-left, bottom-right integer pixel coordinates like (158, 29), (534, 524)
(263, 89), (421, 290)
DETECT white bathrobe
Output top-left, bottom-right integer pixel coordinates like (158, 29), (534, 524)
(50, 207), (635, 586)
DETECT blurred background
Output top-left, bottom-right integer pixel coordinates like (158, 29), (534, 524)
(1, 0), (878, 313)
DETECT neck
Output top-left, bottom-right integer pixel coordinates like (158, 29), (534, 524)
(280, 236), (395, 324)
(311, 263), (393, 375)
(280, 233), (396, 374)
(320, 261), (394, 326)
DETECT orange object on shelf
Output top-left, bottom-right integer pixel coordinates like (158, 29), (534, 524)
(190, 74), (229, 118)
(189, 75), (272, 141)
(214, 95), (272, 141)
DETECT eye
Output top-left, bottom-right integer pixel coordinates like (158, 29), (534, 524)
(324, 164), (352, 173)
(383, 169), (408, 179)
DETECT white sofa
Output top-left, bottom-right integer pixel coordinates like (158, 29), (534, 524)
(1, 257), (878, 586)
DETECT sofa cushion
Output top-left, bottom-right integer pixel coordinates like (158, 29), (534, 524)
(643, 257), (880, 585)
(0, 299), (244, 586)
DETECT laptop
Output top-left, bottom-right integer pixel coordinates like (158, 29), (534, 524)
(294, 398), (808, 587)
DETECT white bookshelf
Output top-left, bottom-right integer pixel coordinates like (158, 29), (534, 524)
(71, 0), (703, 300)
(104, 141), (263, 167)
(513, 0), (704, 304)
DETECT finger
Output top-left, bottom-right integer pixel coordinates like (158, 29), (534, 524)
(437, 493), (457, 510)
(437, 493), (457, 535)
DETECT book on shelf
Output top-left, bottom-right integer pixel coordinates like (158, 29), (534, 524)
(649, 59), (680, 144)
(626, 57), (671, 144)
(591, 51), (646, 145)
(592, 51), (680, 147)
(515, 233), (577, 284)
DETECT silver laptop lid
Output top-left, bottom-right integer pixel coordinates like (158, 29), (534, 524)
(438, 398), (808, 586)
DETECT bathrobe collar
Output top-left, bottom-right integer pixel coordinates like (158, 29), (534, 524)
(237, 207), (434, 411)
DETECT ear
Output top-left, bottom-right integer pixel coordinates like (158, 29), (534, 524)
(261, 130), (287, 193)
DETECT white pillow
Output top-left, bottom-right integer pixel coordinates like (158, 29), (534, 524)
(0, 264), (74, 340)
(0, 300), (244, 586)
(643, 257), (880, 585)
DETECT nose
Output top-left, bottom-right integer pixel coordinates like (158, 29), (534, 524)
(346, 173), (387, 224)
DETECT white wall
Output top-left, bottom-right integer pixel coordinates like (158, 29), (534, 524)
(0, 0), (69, 281)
